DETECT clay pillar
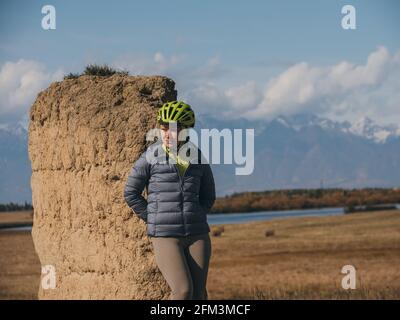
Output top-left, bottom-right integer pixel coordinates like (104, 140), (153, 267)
(28, 74), (176, 299)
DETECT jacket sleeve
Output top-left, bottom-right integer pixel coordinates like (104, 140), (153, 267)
(199, 163), (216, 212)
(124, 151), (150, 222)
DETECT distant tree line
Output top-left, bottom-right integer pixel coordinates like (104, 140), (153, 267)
(211, 188), (400, 214)
(2, 188), (399, 214)
(0, 201), (33, 212)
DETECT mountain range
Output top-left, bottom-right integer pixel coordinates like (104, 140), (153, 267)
(1, 113), (399, 202)
(196, 113), (400, 196)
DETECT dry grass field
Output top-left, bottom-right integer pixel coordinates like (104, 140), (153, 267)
(0, 211), (33, 226)
(0, 209), (399, 299)
(208, 209), (400, 299)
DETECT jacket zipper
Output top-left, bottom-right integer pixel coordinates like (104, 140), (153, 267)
(173, 162), (191, 236)
(166, 148), (192, 235)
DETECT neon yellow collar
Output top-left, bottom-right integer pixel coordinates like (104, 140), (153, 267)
(162, 143), (189, 173)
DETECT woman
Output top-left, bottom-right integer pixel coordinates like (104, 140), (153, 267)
(124, 100), (216, 300)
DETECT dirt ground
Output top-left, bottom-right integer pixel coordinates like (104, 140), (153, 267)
(0, 209), (399, 299)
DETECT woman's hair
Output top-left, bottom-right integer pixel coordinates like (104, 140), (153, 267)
(158, 120), (184, 130)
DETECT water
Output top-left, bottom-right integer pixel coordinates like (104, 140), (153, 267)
(207, 207), (344, 225)
(0, 225), (33, 232)
(1, 204), (399, 231)
(207, 203), (400, 225)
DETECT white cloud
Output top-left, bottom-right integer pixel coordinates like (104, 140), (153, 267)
(0, 59), (64, 118)
(3, 47), (398, 127)
(225, 81), (262, 110)
(182, 82), (229, 115)
(243, 46), (399, 122)
(184, 46), (400, 124)
(113, 52), (233, 115)
(181, 80), (263, 118)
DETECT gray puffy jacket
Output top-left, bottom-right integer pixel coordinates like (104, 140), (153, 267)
(124, 141), (216, 237)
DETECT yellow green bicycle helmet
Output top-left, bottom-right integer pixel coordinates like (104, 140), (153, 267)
(157, 100), (195, 128)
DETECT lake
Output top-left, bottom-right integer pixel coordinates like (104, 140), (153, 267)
(1, 204), (399, 231)
(207, 207), (345, 225)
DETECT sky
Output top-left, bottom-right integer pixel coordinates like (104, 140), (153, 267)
(1, 0), (399, 127)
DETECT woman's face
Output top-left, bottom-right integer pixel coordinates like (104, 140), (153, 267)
(160, 123), (181, 148)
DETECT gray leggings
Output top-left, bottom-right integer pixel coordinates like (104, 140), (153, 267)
(150, 232), (212, 300)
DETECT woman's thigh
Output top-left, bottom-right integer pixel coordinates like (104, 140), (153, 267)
(185, 233), (212, 299)
(150, 236), (193, 299)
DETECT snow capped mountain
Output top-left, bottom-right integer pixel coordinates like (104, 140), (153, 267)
(196, 113), (400, 195)
(274, 114), (400, 143)
(275, 113), (344, 131)
(345, 116), (400, 143)
(0, 121), (28, 137)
